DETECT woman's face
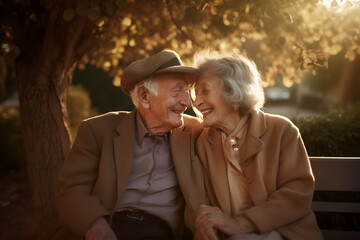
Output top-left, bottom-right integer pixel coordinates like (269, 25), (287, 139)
(193, 70), (238, 129)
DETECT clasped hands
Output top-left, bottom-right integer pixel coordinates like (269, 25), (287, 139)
(194, 204), (241, 240)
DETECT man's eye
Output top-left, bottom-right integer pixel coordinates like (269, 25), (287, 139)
(172, 90), (181, 96)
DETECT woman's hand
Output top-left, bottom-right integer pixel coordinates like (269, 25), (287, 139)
(194, 204), (241, 239)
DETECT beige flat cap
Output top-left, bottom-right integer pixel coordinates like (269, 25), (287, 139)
(121, 50), (198, 95)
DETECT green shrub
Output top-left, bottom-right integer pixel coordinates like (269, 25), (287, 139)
(67, 85), (98, 140)
(0, 85), (97, 171)
(292, 103), (360, 157)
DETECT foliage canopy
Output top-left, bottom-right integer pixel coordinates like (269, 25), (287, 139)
(1, 0), (360, 88)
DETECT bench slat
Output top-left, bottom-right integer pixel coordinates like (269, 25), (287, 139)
(309, 157), (360, 192)
(312, 201), (360, 213)
(321, 230), (360, 240)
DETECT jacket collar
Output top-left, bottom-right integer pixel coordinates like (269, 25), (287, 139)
(115, 109), (137, 136)
(205, 110), (267, 163)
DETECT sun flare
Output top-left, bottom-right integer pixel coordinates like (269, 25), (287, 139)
(318, 0), (360, 12)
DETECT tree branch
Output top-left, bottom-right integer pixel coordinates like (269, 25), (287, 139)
(164, 0), (203, 47)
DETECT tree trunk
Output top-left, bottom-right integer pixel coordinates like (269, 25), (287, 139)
(15, 14), (96, 239)
(16, 55), (73, 240)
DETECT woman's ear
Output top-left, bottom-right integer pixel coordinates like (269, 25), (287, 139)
(138, 85), (150, 109)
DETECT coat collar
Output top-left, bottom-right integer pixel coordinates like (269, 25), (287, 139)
(240, 110), (266, 163)
(205, 110), (266, 163)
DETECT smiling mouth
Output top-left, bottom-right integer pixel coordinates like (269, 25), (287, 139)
(200, 108), (213, 117)
(172, 110), (183, 115)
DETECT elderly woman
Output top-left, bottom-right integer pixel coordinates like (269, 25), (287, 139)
(191, 51), (322, 240)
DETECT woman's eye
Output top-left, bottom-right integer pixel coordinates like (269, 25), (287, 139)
(201, 89), (209, 95)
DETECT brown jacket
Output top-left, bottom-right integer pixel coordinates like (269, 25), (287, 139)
(56, 110), (206, 237)
(196, 110), (323, 240)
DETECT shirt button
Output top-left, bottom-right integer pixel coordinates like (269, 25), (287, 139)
(233, 147), (239, 152)
(230, 138), (236, 145)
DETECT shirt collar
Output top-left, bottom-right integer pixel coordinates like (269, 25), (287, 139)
(136, 110), (151, 144)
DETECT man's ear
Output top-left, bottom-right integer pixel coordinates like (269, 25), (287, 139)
(137, 85), (150, 109)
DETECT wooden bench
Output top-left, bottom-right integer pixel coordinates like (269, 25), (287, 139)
(310, 157), (360, 240)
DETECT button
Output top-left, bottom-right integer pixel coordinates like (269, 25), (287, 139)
(230, 138), (236, 145)
(233, 147), (239, 152)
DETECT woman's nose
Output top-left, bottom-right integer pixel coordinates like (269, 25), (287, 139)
(193, 95), (203, 107)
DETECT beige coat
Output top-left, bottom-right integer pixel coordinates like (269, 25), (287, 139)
(196, 110), (323, 240)
(56, 110), (206, 237)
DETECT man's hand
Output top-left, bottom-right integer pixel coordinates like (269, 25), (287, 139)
(85, 217), (117, 240)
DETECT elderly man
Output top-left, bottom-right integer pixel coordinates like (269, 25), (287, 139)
(57, 50), (205, 239)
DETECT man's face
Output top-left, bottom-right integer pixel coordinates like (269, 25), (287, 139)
(146, 73), (191, 133)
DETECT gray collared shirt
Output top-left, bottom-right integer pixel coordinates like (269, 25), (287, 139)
(117, 110), (182, 235)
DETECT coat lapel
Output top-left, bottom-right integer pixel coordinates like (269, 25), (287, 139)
(240, 110), (268, 206)
(112, 109), (136, 211)
(170, 128), (192, 199)
(205, 128), (232, 216)
(239, 110), (266, 164)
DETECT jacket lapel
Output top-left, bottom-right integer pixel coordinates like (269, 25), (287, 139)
(205, 128), (232, 216)
(239, 110), (266, 164)
(170, 127), (191, 198)
(240, 110), (268, 205)
(112, 109), (136, 212)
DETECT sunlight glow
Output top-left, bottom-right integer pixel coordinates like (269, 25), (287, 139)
(318, 0), (360, 13)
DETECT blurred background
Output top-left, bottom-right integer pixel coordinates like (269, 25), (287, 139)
(0, 0), (360, 239)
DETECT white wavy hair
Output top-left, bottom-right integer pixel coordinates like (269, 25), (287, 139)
(129, 77), (158, 107)
(194, 50), (265, 114)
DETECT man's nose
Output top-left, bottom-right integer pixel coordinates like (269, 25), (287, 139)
(193, 95), (203, 107)
(179, 92), (191, 107)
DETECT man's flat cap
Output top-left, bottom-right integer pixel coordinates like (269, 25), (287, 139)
(121, 50), (198, 95)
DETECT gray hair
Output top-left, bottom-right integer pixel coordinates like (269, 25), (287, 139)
(130, 77), (158, 107)
(194, 51), (265, 113)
